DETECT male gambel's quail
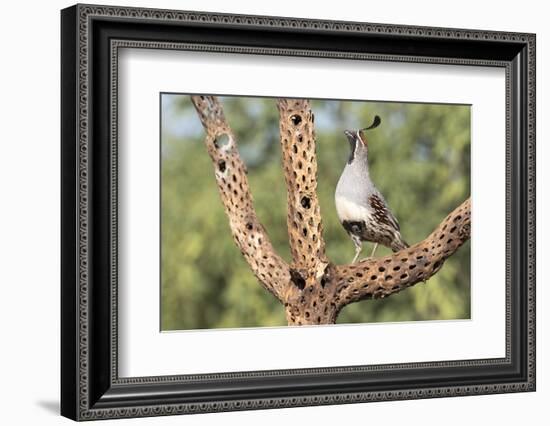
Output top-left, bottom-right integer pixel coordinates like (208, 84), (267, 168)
(335, 116), (409, 263)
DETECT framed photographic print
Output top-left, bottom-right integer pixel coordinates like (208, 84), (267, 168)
(61, 3), (536, 421)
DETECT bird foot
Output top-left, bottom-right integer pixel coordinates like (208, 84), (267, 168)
(357, 256), (375, 263)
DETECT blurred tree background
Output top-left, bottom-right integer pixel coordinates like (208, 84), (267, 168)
(161, 95), (471, 330)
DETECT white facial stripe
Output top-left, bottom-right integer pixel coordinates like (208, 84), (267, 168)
(353, 131), (362, 158)
(357, 130), (367, 147)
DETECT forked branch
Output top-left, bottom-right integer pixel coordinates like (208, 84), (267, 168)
(190, 95), (471, 325)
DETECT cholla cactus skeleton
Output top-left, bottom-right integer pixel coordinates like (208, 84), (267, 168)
(190, 96), (471, 326)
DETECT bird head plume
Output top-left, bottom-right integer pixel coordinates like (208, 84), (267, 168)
(344, 115), (381, 165)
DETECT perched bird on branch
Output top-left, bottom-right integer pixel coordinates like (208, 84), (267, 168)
(335, 116), (409, 263)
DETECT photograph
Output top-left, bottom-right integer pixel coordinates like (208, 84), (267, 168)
(160, 94), (471, 331)
(58, 4), (535, 420)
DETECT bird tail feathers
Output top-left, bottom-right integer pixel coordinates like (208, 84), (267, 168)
(391, 235), (409, 252)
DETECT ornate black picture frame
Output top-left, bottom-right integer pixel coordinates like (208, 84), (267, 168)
(61, 4), (536, 421)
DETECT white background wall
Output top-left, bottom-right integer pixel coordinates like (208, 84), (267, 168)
(0, 0), (546, 424)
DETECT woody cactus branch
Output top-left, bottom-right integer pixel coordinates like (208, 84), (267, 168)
(190, 95), (290, 302)
(276, 99), (331, 304)
(190, 95), (471, 326)
(332, 198), (471, 309)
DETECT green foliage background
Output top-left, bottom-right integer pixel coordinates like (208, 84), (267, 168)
(161, 95), (471, 330)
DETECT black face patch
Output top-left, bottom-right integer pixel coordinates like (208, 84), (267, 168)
(342, 220), (366, 238)
(344, 131), (358, 164)
(347, 148), (355, 164)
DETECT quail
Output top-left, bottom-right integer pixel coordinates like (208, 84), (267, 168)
(335, 116), (409, 263)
